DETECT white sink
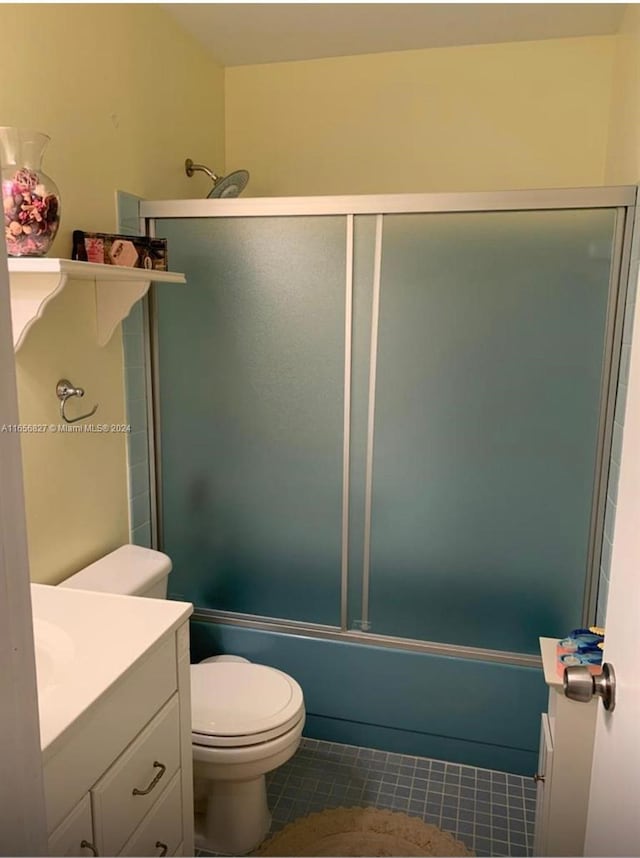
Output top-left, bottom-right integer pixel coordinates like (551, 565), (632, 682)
(32, 617), (76, 695)
(31, 583), (191, 755)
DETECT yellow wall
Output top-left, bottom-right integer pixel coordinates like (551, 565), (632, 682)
(225, 36), (615, 196)
(605, 5), (640, 184)
(1, 4), (224, 583)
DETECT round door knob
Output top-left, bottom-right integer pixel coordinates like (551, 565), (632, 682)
(563, 663), (616, 712)
(563, 665), (595, 703)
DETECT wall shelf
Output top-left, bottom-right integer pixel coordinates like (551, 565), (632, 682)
(7, 258), (186, 351)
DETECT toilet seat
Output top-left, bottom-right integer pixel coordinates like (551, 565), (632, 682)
(190, 662), (305, 748)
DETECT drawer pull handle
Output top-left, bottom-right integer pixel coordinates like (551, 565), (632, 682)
(80, 840), (98, 856)
(132, 761), (166, 796)
(156, 841), (168, 856)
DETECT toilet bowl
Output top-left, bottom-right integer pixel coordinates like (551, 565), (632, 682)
(60, 545), (306, 855)
(191, 661), (305, 854)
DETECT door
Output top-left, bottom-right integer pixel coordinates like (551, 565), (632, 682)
(583, 265), (640, 855)
(367, 209), (616, 652)
(155, 215), (348, 625)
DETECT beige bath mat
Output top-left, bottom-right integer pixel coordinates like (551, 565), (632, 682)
(253, 806), (475, 856)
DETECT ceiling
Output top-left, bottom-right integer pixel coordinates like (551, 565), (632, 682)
(165, 3), (626, 67)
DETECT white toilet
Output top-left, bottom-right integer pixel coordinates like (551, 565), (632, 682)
(60, 544), (306, 855)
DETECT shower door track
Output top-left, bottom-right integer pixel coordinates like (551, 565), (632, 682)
(141, 187), (635, 218)
(190, 606), (541, 668)
(143, 185), (638, 665)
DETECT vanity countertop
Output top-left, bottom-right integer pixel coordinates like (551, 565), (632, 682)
(31, 584), (192, 759)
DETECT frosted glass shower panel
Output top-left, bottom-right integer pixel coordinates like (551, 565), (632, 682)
(156, 217), (346, 624)
(369, 210), (616, 652)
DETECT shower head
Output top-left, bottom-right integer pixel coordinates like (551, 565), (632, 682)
(185, 158), (250, 198)
(207, 170), (250, 199)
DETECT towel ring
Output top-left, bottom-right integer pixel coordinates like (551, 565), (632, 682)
(56, 379), (98, 424)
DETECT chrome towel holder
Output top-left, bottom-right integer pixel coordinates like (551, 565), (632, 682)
(56, 379), (98, 424)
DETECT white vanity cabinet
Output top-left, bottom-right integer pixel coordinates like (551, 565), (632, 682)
(32, 585), (194, 858)
(534, 637), (598, 857)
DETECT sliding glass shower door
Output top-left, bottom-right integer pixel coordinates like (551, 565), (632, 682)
(151, 192), (626, 656)
(157, 216), (347, 625)
(366, 210), (616, 653)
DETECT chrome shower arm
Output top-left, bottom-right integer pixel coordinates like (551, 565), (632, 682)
(185, 159), (219, 182)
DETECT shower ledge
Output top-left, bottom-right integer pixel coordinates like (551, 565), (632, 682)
(7, 258), (186, 351)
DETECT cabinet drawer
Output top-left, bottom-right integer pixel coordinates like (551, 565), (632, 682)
(48, 795), (96, 857)
(120, 772), (183, 857)
(92, 695), (181, 856)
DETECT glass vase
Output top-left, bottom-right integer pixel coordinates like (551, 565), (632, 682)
(1, 127), (61, 257)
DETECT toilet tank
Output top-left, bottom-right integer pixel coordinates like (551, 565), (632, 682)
(59, 544), (172, 598)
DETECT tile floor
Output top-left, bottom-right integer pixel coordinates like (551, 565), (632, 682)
(199, 737), (537, 857)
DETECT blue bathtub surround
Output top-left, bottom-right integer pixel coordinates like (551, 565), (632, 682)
(116, 190), (153, 548)
(190, 621), (547, 776)
(197, 737), (535, 858)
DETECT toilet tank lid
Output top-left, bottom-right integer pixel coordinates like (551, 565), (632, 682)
(59, 545), (172, 595)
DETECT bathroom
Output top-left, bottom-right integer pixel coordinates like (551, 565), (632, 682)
(1, 3), (640, 857)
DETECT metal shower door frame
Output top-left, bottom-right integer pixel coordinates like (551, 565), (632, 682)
(141, 186), (637, 667)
